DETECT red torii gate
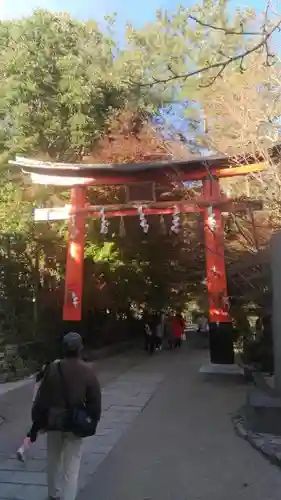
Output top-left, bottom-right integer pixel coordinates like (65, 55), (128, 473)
(10, 154), (266, 365)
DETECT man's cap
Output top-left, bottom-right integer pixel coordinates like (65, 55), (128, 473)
(63, 332), (83, 351)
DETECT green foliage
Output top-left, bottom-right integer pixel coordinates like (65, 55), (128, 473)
(82, 214), (203, 312)
(0, 9), (155, 162)
(0, 176), (32, 234)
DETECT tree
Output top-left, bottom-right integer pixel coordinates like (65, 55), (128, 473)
(126, 0), (281, 90)
(0, 10), (157, 163)
(122, 1), (281, 313)
(0, 9), (164, 237)
(189, 54), (281, 156)
(188, 56), (281, 310)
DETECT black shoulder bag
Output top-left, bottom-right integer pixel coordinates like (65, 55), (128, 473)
(56, 362), (96, 438)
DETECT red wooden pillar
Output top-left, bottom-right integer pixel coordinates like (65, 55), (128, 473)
(203, 177), (234, 364)
(63, 186), (85, 322)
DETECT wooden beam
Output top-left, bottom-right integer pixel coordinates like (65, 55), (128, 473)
(212, 163), (266, 179)
(34, 199), (263, 221)
(11, 160), (267, 186)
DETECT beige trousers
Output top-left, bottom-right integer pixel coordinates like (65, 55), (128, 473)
(47, 431), (83, 500)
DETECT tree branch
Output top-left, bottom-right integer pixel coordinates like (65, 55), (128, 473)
(261, 2), (276, 65)
(231, 213), (258, 253)
(139, 10), (281, 88)
(188, 15), (262, 36)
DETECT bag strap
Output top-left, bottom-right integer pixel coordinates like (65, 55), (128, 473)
(57, 361), (70, 409)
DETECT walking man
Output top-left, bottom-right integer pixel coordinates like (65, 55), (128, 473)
(32, 332), (101, 500)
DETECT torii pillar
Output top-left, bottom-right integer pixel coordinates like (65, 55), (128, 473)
(203, 176), (234, 364)
(63, 186), (85, 322)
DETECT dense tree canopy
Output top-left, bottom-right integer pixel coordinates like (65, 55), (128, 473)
(0, 10), (158, 163)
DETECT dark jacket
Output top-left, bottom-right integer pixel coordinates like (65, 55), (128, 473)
(32, 358), (101, 432)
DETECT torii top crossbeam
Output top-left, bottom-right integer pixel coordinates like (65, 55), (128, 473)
(9, 150), (271, 186)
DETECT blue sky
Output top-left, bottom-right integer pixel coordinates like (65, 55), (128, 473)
(0, 0), (268, 27)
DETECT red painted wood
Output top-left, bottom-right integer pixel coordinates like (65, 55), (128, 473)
(71, 200), (261, 218)
(203, 178), (231, 324)
(26, 162), (266, 186)
(63, 186), (85, 322)
(84, 206), (201, 217)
